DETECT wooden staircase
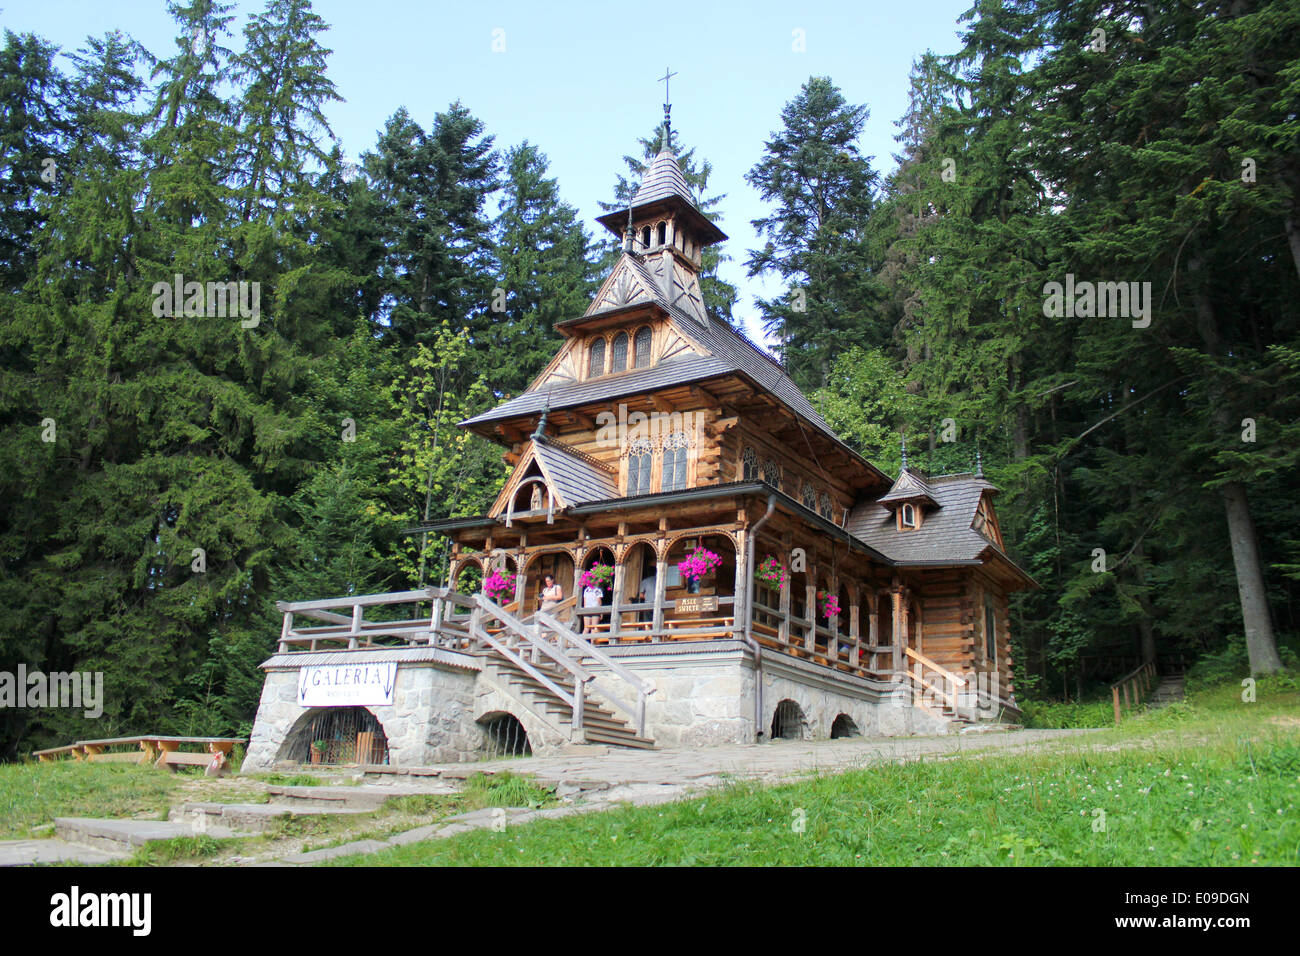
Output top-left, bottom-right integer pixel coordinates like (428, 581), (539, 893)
(487, 656), (654, 749)
(471, 596), (657, 750)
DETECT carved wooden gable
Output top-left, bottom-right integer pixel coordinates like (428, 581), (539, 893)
(586, 256), (657, 315)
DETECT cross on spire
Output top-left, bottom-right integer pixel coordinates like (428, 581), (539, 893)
(658, 67), (678, 150)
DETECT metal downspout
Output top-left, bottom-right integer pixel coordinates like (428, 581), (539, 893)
(743, 494), (777, 741)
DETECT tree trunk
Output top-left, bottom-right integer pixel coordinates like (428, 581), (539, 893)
(1221, 480), (1283, 674)
(1189, 259), (1284, 674)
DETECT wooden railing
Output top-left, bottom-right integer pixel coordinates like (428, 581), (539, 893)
(477, 595), (654, 738)
(751, 599), (893, 681)
(276, 587), (479, 652)
(905, 646), (967, 713)
(1111, 659), (1158, 724)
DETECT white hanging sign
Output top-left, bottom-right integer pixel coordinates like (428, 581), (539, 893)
(297, 662), (397, 707)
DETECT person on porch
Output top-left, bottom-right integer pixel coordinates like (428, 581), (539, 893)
(539, 574), (562, 614)
(582, 579), (604, 634)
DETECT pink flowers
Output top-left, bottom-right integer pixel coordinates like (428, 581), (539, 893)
(483, 569), (516, 601)
(580, 563), (613, 589)
(678, 547), (722, 582)
(818, 590), (841, 620)
(755, 555), (790, 590)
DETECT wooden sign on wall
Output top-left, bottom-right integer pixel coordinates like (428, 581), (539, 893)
(675, 595), (718, 614)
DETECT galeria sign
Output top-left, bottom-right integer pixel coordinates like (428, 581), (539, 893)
(298, 663), (397, 707)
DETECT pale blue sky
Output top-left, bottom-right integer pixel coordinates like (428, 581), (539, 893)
(4, 0), (974, 344)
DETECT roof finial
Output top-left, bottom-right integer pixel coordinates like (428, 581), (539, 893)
(975, 442), (983, 478)
(533, 402), (550, 440)
(658, 67), (677, 151)
(900, 433), (908, 470)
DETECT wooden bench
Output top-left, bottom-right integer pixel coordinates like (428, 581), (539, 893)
(146, 737), (241, 774)
(31, 735), (245, 773)
(663, 616), (734, 638)
(32, 744), (82, 763)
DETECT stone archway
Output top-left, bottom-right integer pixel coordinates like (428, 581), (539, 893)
(830, 714), (860, 738)
(479, 711), (531, 758)
(277, 706), (390, 766)
(770, 699), (808, 740)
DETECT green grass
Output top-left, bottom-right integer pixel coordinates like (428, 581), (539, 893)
(325, 676), (1299, 867)
(128, 834), (228, 865)
(0, 762), (183, 839)
(462, 771), (557, 809)
(1021, 698), (1116, 728)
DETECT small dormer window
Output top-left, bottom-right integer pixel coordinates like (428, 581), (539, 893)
(900, 503), (918, 529)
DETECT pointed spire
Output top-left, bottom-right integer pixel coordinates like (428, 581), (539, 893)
(659, 67), (677, 151)
(900, 434), (908, 470)
(975, 443), (983, 478)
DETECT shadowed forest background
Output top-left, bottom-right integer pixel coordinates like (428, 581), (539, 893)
(2, 0), (1297, 757)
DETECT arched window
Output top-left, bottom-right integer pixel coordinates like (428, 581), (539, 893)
(641, 226), (651, 249)
(588, 338), (605, 378)
(801, 481), (818, 511)
(661, 432), (688, 492)
(627, 439), (653, 496)
(633, 326), (652, 369)
(610, 332), (628, 373)
(656, 221), (667, 246)
(742, 446), (759, 480)
(761, 458), (781, 489)
(901, 503), (917, 528)
(819, 491), (833, 520)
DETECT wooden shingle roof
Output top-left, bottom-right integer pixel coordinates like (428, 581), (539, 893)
(847, 474), (1001, 563)
(531, 436), (618, 505)
(631, 148), (695, 206)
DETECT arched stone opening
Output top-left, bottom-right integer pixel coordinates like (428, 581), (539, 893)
(830, 714), (860, 739)
(279, 706), (390, 766)
(770, 699), (808, 740)
(479, 711), (531, 758)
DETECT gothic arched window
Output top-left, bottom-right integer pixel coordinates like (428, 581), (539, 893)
(656, 222), (667, 246)
(661, 432), (688, 492)
(801, 481), (818, 511)
(588, 338), (605, 378)
(610, 332), (628, 373)
(762, 458), (782, 490)
(627, 439), (653, 496)
(742, 447), (759, 481)
(633, 326), (652, 369)
(819, 491), (833, 520)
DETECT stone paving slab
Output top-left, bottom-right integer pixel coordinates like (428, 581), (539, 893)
(54, 817), (246, 851)
(281, 839), (392, 864)
(0, 838), (130, 866)
(404, 728), (1100, 792)
(169, 801), (371, 832)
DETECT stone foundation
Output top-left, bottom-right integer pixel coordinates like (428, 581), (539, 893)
(243, 640), (956, 771)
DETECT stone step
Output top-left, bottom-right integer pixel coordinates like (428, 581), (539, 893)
(0, 838), (129, 867)
(262, 785), (392, 811)
(581, 728), (655, 749)
(169, 801), (372, 832)
(54, 817), (246, 852)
